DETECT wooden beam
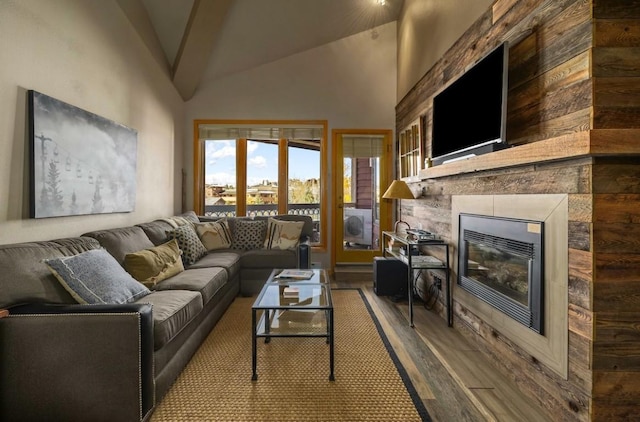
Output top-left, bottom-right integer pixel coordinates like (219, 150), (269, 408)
(116, 0), (170, 75)
(173, 0), (233, 101)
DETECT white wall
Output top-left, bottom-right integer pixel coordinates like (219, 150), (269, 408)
(0, 0), (184, 244)
(185, 21), (397, 266)
(397, 0), (494, 101)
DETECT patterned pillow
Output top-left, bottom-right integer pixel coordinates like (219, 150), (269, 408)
(231, 219), (267, 251)
(194, 220), (232, 251)
(264, 218), (304, 250)
(166, 224), (207, 266)
(123, 239), (185, 287)
(45, 249), (151, 305)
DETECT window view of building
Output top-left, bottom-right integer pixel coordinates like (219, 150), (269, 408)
(203, 137), (322, 245)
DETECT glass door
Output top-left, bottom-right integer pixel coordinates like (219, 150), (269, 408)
(333, 130), (392, 264)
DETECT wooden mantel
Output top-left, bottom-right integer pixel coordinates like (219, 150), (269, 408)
(419, 129), (640, 180)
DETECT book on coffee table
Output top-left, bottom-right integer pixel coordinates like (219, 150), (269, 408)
(274, 269), (315, 280)
(283, 286), (300, 297)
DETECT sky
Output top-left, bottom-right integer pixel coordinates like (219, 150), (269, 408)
(205, 140), (320, 186)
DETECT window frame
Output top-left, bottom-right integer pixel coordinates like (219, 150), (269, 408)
(193, 119), (328, 251)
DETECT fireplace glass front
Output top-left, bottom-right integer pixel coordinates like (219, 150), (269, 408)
(459, 214), (544, 334)
(466, 242), (529, 307)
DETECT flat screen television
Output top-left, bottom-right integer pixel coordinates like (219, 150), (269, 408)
(431, 42), (509, 166)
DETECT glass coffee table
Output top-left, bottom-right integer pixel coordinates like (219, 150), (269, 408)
(251, 269), (334, 381)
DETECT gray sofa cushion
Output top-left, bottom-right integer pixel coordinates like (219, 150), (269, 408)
(136, 220), (175, 246)
(0, 237), (100, 308)
(83, 226), (155, 265)
(135, 212), (200, 247)
(239, 268), (278, 296)
(177, 211), (199, 224)
(135, 290), (203, 350)
(240, 248), (297, 269)
(188, 251), (241, 280)
(152, 268), (227, 305)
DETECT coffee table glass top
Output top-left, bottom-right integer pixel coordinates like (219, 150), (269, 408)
(252, 269), (332, 336)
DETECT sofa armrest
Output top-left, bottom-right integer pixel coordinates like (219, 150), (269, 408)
(297, 235), (312, 269)
(0, 303), (154, 422)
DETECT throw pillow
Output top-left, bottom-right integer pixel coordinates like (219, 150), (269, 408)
(264, 218), (304, 250)
(231, 219), (267, 251)
(160, 216), (194, 229)
(195, 219), (232, 251)
(44, 249), (151, 305)
(166, 224), (207, 266)
(123, 239), (185, 287)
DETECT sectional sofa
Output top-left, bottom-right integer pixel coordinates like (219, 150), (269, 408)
(0, 211), (313, 422)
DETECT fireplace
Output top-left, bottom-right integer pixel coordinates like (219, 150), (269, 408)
(458, 213), (544, 334)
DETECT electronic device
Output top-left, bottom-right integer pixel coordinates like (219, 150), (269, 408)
(373, 257), (407, 296)
(431, 42), (510, 167)
(406, 229), (436, 242)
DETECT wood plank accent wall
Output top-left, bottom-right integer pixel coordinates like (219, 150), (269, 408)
(591, 1), (640, 420)
(396, 0), (640, 420)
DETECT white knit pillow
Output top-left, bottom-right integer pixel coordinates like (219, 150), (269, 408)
(264, 218), (304, 250)
(195, 220), (232, 251)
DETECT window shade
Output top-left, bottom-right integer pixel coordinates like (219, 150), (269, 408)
(342, 135), (384, 158)
(199, 124), (324, 141)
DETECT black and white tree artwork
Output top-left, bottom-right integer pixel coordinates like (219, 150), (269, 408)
(29, 91), (137, 218)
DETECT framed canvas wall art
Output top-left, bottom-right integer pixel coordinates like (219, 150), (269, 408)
(28, 90), (137, 218)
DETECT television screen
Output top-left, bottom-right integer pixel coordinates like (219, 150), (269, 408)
(431, 42), (509, 165)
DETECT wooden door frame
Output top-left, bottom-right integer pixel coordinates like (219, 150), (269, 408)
(331, 129), (393, 269)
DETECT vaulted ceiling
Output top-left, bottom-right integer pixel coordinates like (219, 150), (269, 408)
(126, 0), (403, 100)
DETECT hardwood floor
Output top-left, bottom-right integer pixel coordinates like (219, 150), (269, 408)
(332, 279), (551, 422)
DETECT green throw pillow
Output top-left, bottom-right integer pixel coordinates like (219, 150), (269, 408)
(124, 239), (184, 287)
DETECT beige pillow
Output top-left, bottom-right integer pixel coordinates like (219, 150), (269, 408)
(264, 218), (304, 250)
(124, 239), (184, 287)
(195, 220), (232, 250)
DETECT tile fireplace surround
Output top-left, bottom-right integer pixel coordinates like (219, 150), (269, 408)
(451, 194), (568, 377)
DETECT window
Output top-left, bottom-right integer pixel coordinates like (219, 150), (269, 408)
(246, 140), (279, 215)
(203, 140), (237, 217)
(195, 121), (327, 248)
(398, 117), (424, 178)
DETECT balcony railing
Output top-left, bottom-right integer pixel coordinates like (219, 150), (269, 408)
(203, 203), (320, 219)
(204, 203), (321, 243)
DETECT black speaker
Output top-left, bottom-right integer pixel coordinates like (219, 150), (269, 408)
(373, 257), (408, 296)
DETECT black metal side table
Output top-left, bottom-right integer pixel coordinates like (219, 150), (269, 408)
(382, 231), (451, 327)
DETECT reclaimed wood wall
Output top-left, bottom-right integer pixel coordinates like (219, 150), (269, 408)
(590, 1), (640, 420)
(396, 0), (640, 420)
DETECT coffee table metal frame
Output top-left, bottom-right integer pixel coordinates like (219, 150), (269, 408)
(251, 269), (334, 381)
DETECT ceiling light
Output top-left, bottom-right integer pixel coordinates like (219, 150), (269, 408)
(378, 0), (386, 5)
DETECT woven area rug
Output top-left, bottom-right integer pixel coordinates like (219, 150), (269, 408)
(151, 288), (431, 421)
